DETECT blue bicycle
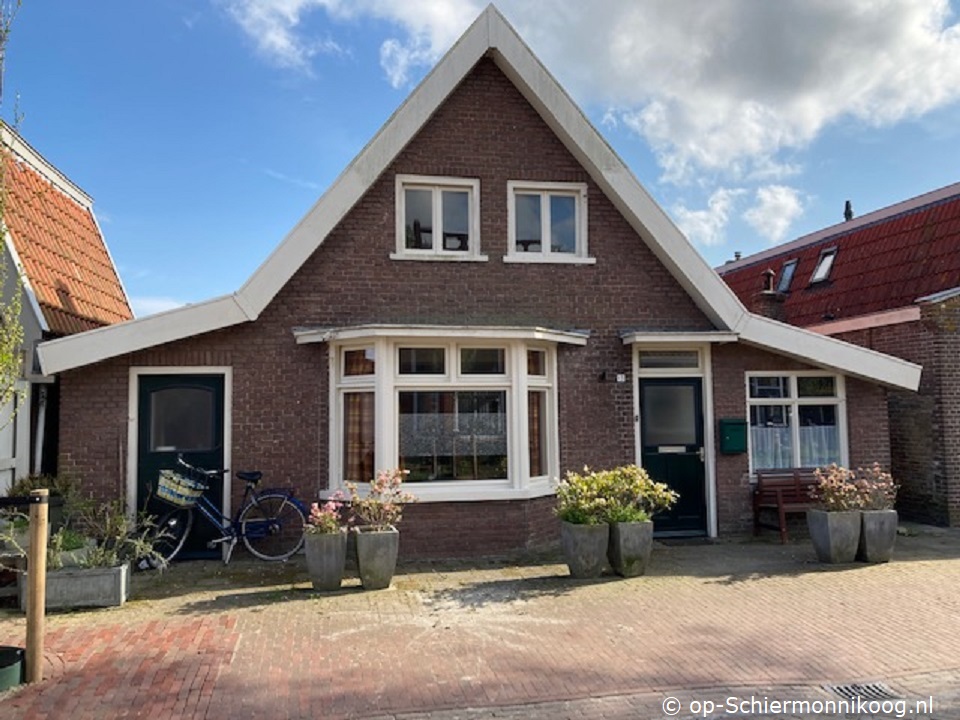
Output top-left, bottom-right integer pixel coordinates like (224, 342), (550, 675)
(150, 455), (308, 564)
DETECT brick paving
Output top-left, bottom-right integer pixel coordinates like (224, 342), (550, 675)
(0, 527), (958, 719)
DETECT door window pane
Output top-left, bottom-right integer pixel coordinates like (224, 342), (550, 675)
(399, 391), (507, 481)
(343, 392), (375, 483)
(461, 348), (505, 375)
(643, 385), (696, 446)
(399, 347), (445, 374)
(150, 387), (214, 452)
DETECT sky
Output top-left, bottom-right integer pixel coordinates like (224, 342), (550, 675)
(4, 0), (960, 317)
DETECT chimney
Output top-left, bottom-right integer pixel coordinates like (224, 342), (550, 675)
(752, 268), (786, 321)
(844, 200), (854, 222)
(734, 251), (742, 261)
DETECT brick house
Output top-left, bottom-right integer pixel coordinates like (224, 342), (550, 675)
(37, 7), (919, 558)
(1, 122), (132, 489)
(720, 183), (960, 527)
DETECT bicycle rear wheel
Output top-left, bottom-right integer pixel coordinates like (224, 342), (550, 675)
(239, 493), (307, 560)
(150, 507), (194, 565)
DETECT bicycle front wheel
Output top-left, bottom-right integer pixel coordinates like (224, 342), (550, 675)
(239, 493), (307, 560)
(150, 506), (194, 565)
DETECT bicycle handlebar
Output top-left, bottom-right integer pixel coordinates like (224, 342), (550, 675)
(176, 454), (230, 479)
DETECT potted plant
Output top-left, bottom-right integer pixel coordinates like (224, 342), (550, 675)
(603, 465), (678, 577)
(807, 464), (863, 564)
(854, 463), (898, 563)
(555, 468), (610, 578)
(347, 469), (416, 590)
(304, 492), (349, 591)
(15, 500), (166, 610)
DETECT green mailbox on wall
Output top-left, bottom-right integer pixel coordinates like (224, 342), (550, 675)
(718, 418), (748, 454)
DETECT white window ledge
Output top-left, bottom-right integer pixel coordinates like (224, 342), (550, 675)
(390, 252), (489, 262)
(502, 255), (596, 265)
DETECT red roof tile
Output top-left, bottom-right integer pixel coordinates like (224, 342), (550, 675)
(718, 185), (960, 328)
(3, 134), (133, 335)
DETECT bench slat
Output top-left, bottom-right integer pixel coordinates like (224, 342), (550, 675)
(752, 470), (818, 544)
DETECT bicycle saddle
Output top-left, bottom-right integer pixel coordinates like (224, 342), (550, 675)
(237, 471), (262, 482)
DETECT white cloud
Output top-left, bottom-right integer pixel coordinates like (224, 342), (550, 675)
(217, 0), (960, 183)
(264, 168), (322, 191)
(743, 185), (805, 244)
(673, 187), (746, 247)
(130, 296), (187, 318)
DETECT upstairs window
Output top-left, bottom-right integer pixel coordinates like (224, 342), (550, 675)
(506, 181), (593, 264)
(393, 175), (483, 261)
(777, 259), (798, 293)
(810, 248), (837, 284)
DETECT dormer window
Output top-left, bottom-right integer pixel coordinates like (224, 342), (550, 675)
(505, 181), (594, 264)
(777, 259), (798, 293)
(393, 175), (485, 261)
(810, 248), (837, 284)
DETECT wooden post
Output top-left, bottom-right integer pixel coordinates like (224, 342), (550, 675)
(25, 488), (48, 684)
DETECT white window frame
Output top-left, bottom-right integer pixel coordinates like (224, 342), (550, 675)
(504, 181), (594, 264)
(329, 337), (559, 502)
(392, 174), (485, 261)
(810, 248), (837, 284)
(745, 371), (848, 474)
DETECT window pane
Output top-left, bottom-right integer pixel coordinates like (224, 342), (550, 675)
(343, 348), (375, 376)
(461, 348), (505, 374)
(398, 347), (445, 374)
(399, 391), (507, 482)
(749, 405), (793, 470)
(749, 376), (790, 399)
(811, 250), (836, 282)
(799, 405), (839, 467)
(441, 190), (469, 251)
(515, 193), (541, 252)
(643, 385), (696, 446)
(527, 349), (546, 376)
(529, 390), (547, 477)
(639, 351), (699, 369)
(550, 195), (576, 253)
(343, 392), (375, 483)
(405, 188), (433, 249)
(797, 376), (836, 397)
(777, 260), (797, 293)
(150, 387), (214, 452)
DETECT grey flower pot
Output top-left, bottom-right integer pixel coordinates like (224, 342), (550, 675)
(607, 521), (654, 577)
(354, 525), (399, 590)
(857, 509), (898, 563)
(560, 521), (609, 578)
(19, 563), (129, 610)
(807, 509), (860, 563)
(304, 530), (348, 591)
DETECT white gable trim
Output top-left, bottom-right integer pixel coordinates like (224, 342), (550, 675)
(34, 5), (919, 396)
(293, 323), (589, 346)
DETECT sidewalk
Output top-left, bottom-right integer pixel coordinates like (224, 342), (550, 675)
(1, 526), (958, 719)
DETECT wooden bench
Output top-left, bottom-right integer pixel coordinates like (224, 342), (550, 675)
(752, 470), (818, 544)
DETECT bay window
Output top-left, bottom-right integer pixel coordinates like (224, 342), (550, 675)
(747, 372), (846, 471)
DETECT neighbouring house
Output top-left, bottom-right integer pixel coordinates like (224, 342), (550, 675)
(36, 7), (919, 558)
(0, 122), (132, 490)
(719, 183), (960, 527)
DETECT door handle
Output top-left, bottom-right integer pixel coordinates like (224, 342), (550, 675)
(698, 447), (705, 463)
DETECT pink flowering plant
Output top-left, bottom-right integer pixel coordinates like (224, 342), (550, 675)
(810, 463), (898, 511)
(305, 491), (347, 534)
(346, 468), (416, 531)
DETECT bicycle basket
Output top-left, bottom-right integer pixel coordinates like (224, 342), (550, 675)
(157, 469), (208, 508)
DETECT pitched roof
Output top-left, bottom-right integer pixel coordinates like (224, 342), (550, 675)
(718, 182), (960, 328)
(36, 5), (920, 391)
(2, 123), (133, 335)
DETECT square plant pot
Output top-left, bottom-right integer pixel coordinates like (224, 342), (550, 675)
(19, 563), (129, 611)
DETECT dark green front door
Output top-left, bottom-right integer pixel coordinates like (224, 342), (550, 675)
(639, 378), (707, 535)
(137, 374), (225, 557)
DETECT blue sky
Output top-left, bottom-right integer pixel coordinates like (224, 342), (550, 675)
(5, 1), (960, 317)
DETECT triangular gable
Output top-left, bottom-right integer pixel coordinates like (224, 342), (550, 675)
(2, 123), (133, 336)
(36, 5), (920, 391)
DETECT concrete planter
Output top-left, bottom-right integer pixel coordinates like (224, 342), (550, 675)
(607, 521), (654, 577)
(18, 563), (129, 611)
(354, 525), (399, 590)
(807, 509), (860, 564)
(304, 530), (348, 591)
(560, 521), (609, 578)
(857, 509), (898, 563)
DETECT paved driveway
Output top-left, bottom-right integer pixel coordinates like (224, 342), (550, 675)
(1, 526), (959, 719)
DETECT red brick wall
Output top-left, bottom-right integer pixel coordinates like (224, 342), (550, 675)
(56, 57), (894, 556)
